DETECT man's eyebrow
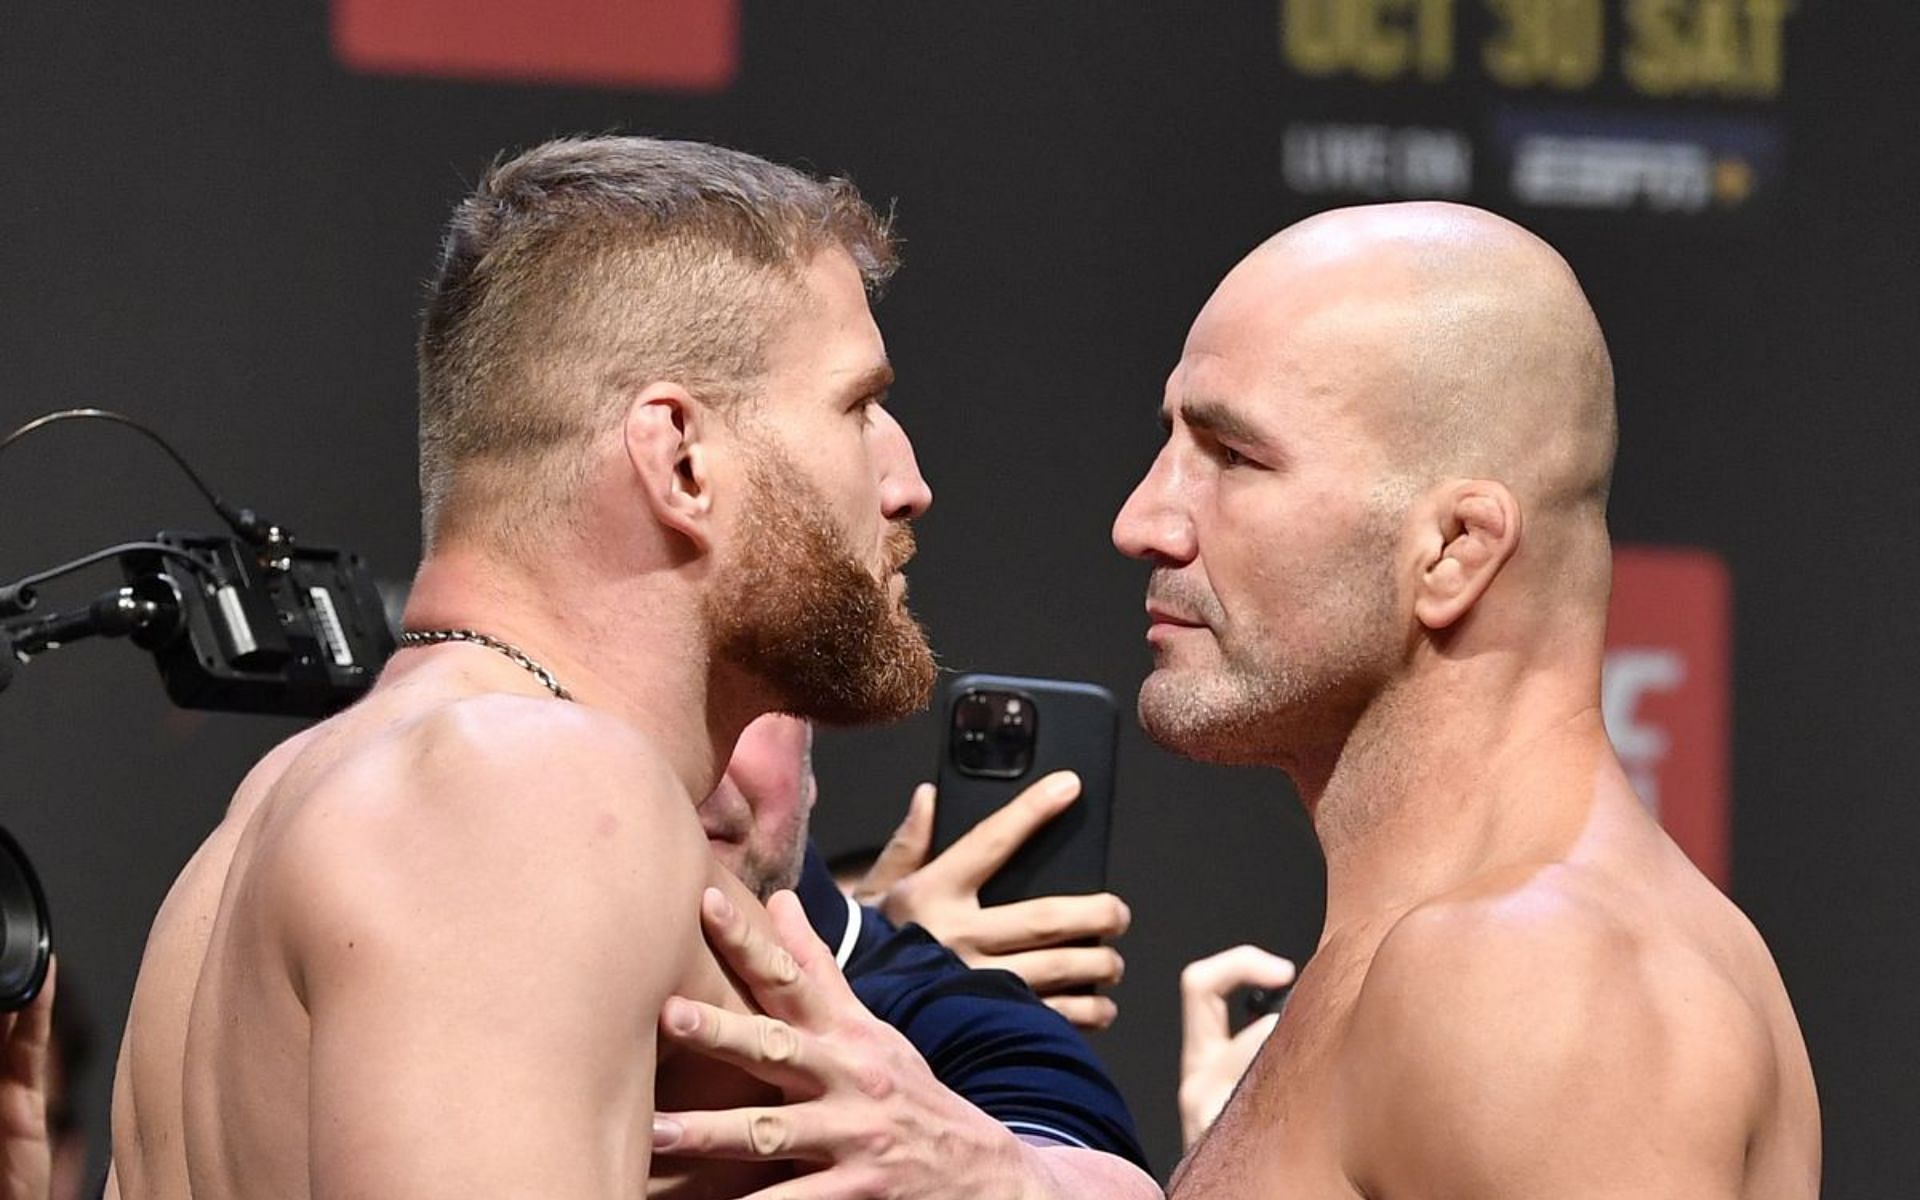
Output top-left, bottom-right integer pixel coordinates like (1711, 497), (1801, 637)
(1179, 396), (1267, 447)
(840, 362), (895, 404)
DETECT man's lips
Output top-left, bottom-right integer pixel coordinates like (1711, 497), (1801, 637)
(1145, 605), (1209, 643)
(1146, 604), (1206, 628)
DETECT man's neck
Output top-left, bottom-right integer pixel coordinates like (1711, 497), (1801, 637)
(1301, 656), (1616, 939)
(397, 543), (750, 802)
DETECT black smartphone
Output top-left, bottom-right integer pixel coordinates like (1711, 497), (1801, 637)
(930, 673), (1117, 908)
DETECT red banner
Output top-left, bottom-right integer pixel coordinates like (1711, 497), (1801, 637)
(332, 0), (740, 92)
(1603, 546), (1732, 888)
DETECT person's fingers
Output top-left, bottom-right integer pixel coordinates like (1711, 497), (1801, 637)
(1043, 994), (1119, 1031)
(925, 771), (1081, 891)
(2, 954), (53, 1085)
(1178, 1009), (1281, 1149)
(697, 887), (823, 1025)
(652, 1098), (859, 1165)
(760, 890), (864, 1022)
(852, 783), (935, 905)
(1230, 1012), (1281, 1058)
(991, 946), (1125, 994)
(963, 892), (1131, 955)
(1180, 944), (1296, 1003)
(24, 954), (54, 1055)
(656, 997), (824, 1095)
(1179, 945), (1295, 1067)
(763, 891), (848, 984)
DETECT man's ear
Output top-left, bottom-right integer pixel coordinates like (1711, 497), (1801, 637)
(1413, 481), (1521, 632)
(622, 383), (717, 556)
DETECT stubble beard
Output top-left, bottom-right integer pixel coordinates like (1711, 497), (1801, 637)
(707, 448), (937, 727)
(1137, 522), (1403, 770)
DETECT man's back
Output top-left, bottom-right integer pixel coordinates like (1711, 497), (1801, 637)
(1171, 773), (1819, 1199)
(110, 664), (779, 1199)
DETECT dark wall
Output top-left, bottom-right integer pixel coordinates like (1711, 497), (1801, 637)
(0, 2), (1913, 1191)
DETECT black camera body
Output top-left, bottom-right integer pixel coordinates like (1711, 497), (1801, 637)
(122, 531), (394, 718)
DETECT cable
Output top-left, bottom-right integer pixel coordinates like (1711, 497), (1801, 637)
(0, 541), (220, 618)
(0, 409), (277, 544)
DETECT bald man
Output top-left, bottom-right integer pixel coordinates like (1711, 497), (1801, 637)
(1113, 201), (1819, 1196)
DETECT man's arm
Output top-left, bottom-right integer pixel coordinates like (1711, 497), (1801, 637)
(654, 888), (1159, 1200)
(286, 702), (707, 1199)
(1338, 897), (1769, 1199)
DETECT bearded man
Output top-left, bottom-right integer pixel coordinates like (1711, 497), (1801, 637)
(98, 136), (1152, 1200)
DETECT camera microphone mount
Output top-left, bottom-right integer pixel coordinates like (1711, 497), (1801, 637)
(3, 581), (181, 661)
(0, 409), (396, 717)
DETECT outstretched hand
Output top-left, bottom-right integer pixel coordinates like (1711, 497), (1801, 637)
(651, 888), (1039, 1200)
(1178, 944), (1295, 1149)
(853, 773), (1131, 1029)
(1, 958), (53, 1200)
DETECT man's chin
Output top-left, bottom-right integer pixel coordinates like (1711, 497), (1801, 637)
(808, 643), (937, 726)
(1136, 670), (1273, 766)
(771, 618), (937, 727)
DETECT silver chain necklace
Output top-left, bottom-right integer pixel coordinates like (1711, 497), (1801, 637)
(397, 628), (574, 702)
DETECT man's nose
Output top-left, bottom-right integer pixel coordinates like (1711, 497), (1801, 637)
(1113, 450), (1195, 565)
(875, 407), (933, 521)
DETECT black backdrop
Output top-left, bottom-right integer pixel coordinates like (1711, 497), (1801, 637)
(1, 2), (1915, 1192)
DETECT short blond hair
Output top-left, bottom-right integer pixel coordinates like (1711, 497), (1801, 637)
(417, 136), (898, 550)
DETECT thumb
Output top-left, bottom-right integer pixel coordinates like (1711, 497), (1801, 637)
(853, 783), (936, 904)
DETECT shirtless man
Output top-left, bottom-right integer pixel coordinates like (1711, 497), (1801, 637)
(102, 134), (1160, 1200)
(504, 198), (1821, 1198)
(1111, 202), (1821, 1196)
(104, 135), (941, 1199)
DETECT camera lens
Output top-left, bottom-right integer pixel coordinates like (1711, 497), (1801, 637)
(0, 827), (51, 1012)
(949, 688), (1039, 779)
(955, 694), (994, 733)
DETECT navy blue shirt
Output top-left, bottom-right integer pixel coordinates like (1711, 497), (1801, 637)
(796, 843), (1148, 1170)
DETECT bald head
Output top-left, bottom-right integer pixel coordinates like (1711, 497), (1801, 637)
(1116, 203), (1620, 770)
(1229, 202), (1616, 519)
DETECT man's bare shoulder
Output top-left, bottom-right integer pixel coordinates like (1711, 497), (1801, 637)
(1337, 867), (1773, 1198)
(258, 695), (710, 991)
(294, 693), (694, 841)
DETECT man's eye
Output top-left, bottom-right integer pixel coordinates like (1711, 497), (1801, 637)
(1219, 444), (1250, 468)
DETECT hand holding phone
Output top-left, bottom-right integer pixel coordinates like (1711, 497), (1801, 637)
(852, 772), (1131, 1029)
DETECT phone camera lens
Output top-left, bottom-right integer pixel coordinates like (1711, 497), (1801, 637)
(948, 689), (1038, 779)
